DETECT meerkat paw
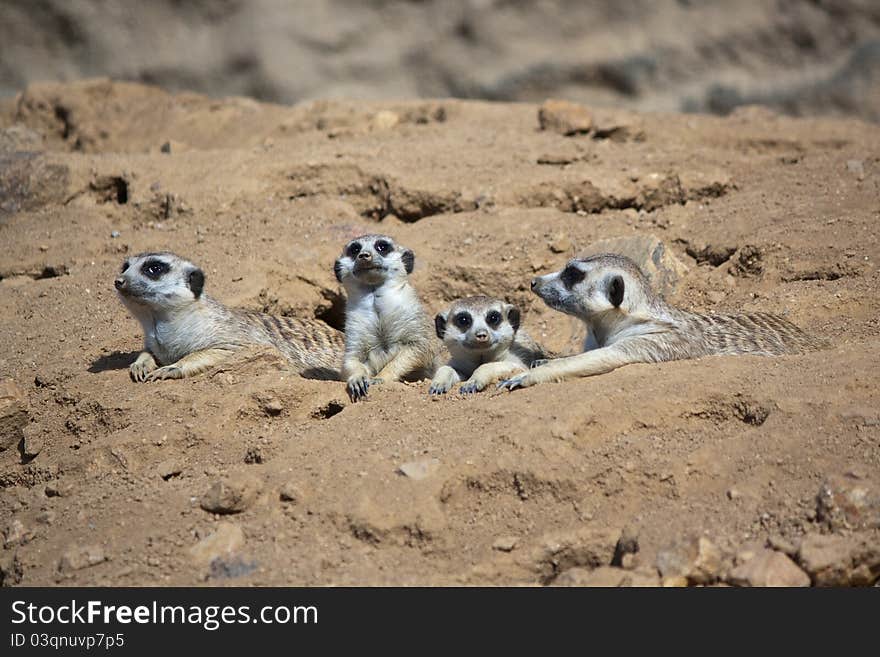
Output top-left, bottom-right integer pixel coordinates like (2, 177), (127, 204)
(346, 375), (373, 402)
(145, 365), (184, 382)
(429, 367), (459, 395)
(129, 352), (158, 382)
(459, 379), (486, 395)
(497, 372), (532, 391)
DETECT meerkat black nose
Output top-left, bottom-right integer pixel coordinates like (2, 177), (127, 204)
(530, 278), (538, 290)
(475, 330), (489, 341)
(114, 278), (125, 290)
(357, 252), (371, 260)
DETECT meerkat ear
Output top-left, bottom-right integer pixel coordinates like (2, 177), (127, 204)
(401, 249), (415, 275)
(188, 268), (205, 299)
(434, 313), (447, 339)
(333, 259), (344, 283)
(506, 305), (521, 333)
(608, 275), (624, 308)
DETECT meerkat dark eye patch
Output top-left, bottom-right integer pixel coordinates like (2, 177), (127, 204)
(486, 310), (502, 328)
(187, 268), (205, 298)
(120, 260), (130, 273)
(401, 249), (415, 274)
(608, 275), (625, 307)
(434, 314), (447, 339)
(374, 240), (393, 255)
(346, 242), (362, 258)
(453, 312), (472, 330)
(561, 264), (586, 289)
(506, 307), (521, 333)
(141, 259), (170, 280)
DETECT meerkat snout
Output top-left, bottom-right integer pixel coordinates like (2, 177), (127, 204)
(530, 278), (538, 290)
(114, 277), (125, 290)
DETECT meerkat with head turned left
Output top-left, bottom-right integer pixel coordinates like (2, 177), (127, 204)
(430, 296), (547, 395)
(498, 253), (827, 391)
(115, 251), (344, 382)
(334, 234), (440, 401)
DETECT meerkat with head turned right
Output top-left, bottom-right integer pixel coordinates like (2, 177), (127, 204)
(334, 234), (440, 402)
(430, 296), (547, 395)
(498, 253), (827, 391)
(115, 251), (344, 382)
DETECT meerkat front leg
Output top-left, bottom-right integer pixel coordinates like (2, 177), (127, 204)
(143, 348), (234, 382)
(374, 344), (431, 384)
(429, 365), (462, 395)
(460, 361), (526, 394)
(498, 343), (637, 390)
(130, 351), (158, 382)
(343, 357), (375, 401)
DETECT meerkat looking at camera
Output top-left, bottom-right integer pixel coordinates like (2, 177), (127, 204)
(115, 252), (344, 382)
(498, 253), (826, 391)
(334, 234), (440, 401)
(430, 296), (547, 395)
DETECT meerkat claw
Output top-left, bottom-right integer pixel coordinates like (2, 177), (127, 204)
(459, 382), (479, 395)
(145, 365), (184, 381)
(497, 375), (527, 391)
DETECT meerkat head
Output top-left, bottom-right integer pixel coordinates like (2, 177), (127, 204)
(530, 253), (654, 319)
(114, 252), (206, 315)
(435, 296), (521, 357)
(333, 234), (414, 288)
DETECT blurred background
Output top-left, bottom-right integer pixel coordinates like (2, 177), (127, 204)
(1, 0), (879, 122)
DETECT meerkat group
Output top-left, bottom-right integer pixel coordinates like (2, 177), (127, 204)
(115, 237), (825, 401)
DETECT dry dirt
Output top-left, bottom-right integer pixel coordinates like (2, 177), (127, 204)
(0, 79), (878, 586)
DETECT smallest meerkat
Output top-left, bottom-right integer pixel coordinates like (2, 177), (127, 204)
(430, 296), (547, 395)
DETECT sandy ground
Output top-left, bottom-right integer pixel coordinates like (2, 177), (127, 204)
(0, 80), (878, 586)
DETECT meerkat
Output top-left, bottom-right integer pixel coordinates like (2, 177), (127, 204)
(334, 234), (440, 401)
(115, 251), (344, 382)
(429, 296), (547, 395)
(498, 253), (826, 390)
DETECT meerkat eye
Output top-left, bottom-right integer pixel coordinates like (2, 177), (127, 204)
(141, 259), (170, 280)
(346, 242), (362, 258)
(486, 310), (502, 327)
(561, 264), (586, 289)
(453, 312), (472, 330)
(374, 240), (393, 255)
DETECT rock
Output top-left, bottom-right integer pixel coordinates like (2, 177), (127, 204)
(44, 480), (73, 498)
(729, 245), (763, 278)
(611, 526), (640, 566)
(590, 108), (645, 142)
(3, 519), (34, 548)
(656, 535), (724, 585)
(579, 234), (688, 296)
(398, 458), (441, 481)
(845, 159), (865, 180)
(200, 475), (261, 514)
(727, 488), (743, 501)
(371, 110), (400, 130)
(156, 459), (182, 480)
(797, 533), (880, 587)
(59, 545), (106, 572)
(36, 510), (56, 525)
(548, 234), (572, 254)
(538, 99), (594, 136)
(523, 526), (620, 583)
(20, 426), (44, 459)
(686, 243), (737, 267)
(0, 379), (28, 452)
(0, 553), (23, 586)
(256, 394), (284, 416)
(553, 566), (660, 587)
(727, 549), (810, 587)
(188, 522), (245, 567)
(816, 474), (880, 531)
(279, 482), (304, 503)
(492, 536), (519, 552)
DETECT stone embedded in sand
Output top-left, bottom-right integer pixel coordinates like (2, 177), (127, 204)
(44, 480), (74, 498)
(728, 549), (810, 587)
(524, 526), (621, 583)
(59, 545), (106, 572)
(816, 473), (880, 531)
(656, 535), (725, 585)
(0, 379), (28, 453)
(371, 110), (400, 130)
(279, 482), (304, 503)
(538, 99), (594, 136)
(797, 533), (880, 587)
(157, 459), (182, 480)
(579, 234), (688, 297)
(553, 565), (660, 587)
(188, 522), (245, 567)
(548, 233), (572, 254)
(492, 536), (520, 552)
(20, 426), (43, 459)
(398, 458), (441, 481)
(3, 519), (34, 548)
(200, 476), (261, 514)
